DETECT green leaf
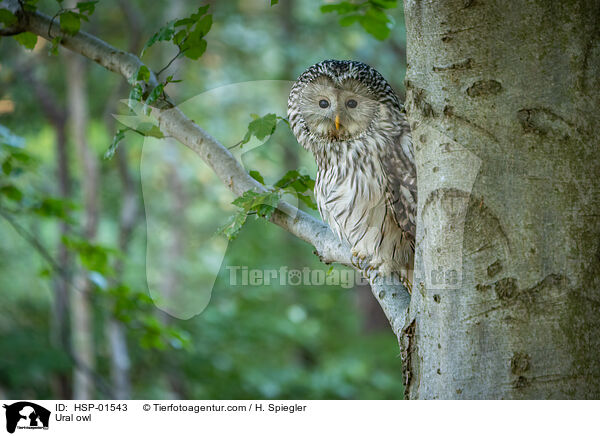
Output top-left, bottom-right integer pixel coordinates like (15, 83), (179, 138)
(321, 2), (360, 14)
(62, 236), (115, 274)
(49, 36), (62, 56)
(339, 14), (361, 26)
(365, 7), (391, 23)
(142, 84), (164, 115)
(166, 328), (191, 350)
(274, 170), (315, 191)
(253, 191), (280, 219)
(105, 128), (127, 159)
(165, 75), (182, 84)
(288, 177), (315, 192)
(196, 14), (212, 37)
(274, 170), (300, 189)
(59, 11), (81, 35)
(271, 0), (279, 5)
(188, 5), (210, 23)
(179, 13), (211, 60)
(0, 9), (18, 26)
(134, 65), (150, 83)
(13, 32), (37, 50)
(359, 10), (392, 40)
(295, 192), (318, 210)
(217, 212), (248, 240)
(230, 189), (281, 220)
(181, 37), (207, 60)
(241, 113), (278, 144)
(369, 0), (397, 9)
(322, 0), (396, 39)
(0, 184), (22, 202)
(2, 158), (12, 175)
(128, 83), (143, 105)
(135, 123), (164, 138)
(76, 1), (98, 15)
(145, 83), (164, 109)
(22, 0), (39, 12)
(38, 267), (52, 278)
(144, 6), (211, 63)
(172, 29), (187, 45)
(249, 170), (265, 185)
(174, 18), (194, 28)
(31, 197), (74, 220)
(141, 20), (176, 57)
(273, 170), (317, 209)
(231, 190), (261, 208)
(8, 151), (33, 164)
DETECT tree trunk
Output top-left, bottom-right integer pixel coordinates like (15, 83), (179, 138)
(100, 0), (145, 397)
(401, 0), (600, 399)
(66, 49), (99, 400)
(158, 165), (188, 400)
(19, 64), (72, 398)
(104, 117), (136, 401)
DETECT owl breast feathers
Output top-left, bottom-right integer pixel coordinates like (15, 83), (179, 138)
(287, 60), (416, 282)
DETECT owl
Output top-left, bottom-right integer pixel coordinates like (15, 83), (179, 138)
(288, 60), (416, 288)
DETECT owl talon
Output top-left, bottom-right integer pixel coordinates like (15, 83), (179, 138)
(351, 250), (369, 270)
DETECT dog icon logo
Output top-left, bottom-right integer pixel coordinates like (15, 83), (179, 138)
(3, 402), (50, 433)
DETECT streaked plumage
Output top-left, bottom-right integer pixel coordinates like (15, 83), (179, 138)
(288, 60), (416, 284)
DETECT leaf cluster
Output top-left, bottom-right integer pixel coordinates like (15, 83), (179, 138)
(219, 169), (316, 241)
(321, 0), (397, 40)
(141, 5), (213, 60)
(233, 113), (289, 149)
(0, 0), (41, 49)
(55, 1), (98, 36)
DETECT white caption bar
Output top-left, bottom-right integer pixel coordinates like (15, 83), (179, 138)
(0, 400), (594, 435)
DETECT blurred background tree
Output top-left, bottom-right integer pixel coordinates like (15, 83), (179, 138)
(0, 0), (407, 399)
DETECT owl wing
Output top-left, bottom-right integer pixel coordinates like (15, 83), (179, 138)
(382, 117), (417, 241)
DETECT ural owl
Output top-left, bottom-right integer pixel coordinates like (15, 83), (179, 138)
(288, 60), (416, 287)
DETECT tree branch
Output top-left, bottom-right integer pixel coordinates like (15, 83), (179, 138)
(2, 0), (410, 332)
(3, 0), (352, 266)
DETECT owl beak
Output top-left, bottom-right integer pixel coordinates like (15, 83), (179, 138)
(335, 114), (340, 131)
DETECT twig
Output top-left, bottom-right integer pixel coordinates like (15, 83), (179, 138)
(156, 46), (184, 79)
(0, 207), (69, 278)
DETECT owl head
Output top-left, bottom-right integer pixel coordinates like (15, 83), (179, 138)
(288, 60), (401, 149)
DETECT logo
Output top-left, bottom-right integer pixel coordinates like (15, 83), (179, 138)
(3, 402), (50, 434)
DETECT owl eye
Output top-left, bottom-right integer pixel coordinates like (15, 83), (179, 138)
(346, 99), (358, 109)
(318, 99), (330, 109)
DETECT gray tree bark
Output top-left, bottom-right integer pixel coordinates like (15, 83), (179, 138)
(104, 99), (135, 401)
(401, 0), (600, 399)
(100, 0), (145, 400)
(65, 49), (98, 400)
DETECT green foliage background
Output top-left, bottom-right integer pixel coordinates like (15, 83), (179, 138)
(0, 0), (407, 399)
